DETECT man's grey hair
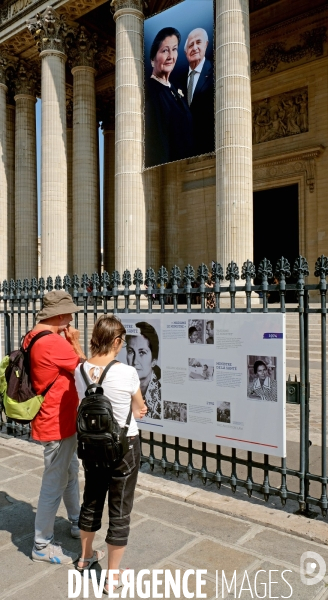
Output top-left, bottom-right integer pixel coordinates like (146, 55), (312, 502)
(184, 28), (209, 52)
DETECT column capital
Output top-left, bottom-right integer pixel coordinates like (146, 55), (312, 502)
(27, 6), (68, 55)
(14, 62), (38, 98)
(110, 0), (145, 19)
(0, 53), (9, 88)
(67, 25), (98, 70)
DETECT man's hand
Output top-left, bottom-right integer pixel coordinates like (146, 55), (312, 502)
(64, 325), (86, 361)
(64, 324), (80, 344)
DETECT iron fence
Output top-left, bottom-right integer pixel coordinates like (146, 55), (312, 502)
(0, 255), (327, 516)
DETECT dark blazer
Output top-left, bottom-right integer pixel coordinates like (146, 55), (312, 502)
(180, 58), (215, 156)
(145, 77), (194, 168)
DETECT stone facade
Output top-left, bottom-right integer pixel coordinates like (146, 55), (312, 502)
(0, 0), (326, 287)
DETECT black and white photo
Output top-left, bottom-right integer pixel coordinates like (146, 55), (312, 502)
(188, 318), (205, 344)
(247, 355), (277, 402)
(217, 401), (231, 423)
(164, 400), (187, 423)
(117, 319), (162, 419)
(188, 358), (214, 381)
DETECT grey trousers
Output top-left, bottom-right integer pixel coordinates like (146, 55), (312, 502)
(34, 434), (80, 550)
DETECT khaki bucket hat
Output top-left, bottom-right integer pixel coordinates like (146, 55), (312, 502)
(36, 290), (81, 321)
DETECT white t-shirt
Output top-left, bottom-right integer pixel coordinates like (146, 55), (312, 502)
(74, 361), (140, 437)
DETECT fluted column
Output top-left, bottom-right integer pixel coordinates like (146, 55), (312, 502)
(0, 55), (8, 282)
(216, 0), (253, 267)
(102, 104), (115, 274)
(69, 26), (99, 275)
(111, 0), (145, 274)
(6, 83), (15, 281)
(14, 63), (38, 279)
(66, 97), (73, 276)
(28, 7), (68, 278)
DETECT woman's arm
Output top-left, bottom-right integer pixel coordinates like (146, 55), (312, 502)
(131, 387), (147, 419)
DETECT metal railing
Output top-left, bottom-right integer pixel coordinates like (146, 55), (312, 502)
(0, 255), (327, 516)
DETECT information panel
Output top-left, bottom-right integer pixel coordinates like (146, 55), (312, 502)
(116, 313), (286, 457)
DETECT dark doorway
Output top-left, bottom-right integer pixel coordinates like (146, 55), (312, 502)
(253, 184), (299, 301)
(253, 184), (299, 271)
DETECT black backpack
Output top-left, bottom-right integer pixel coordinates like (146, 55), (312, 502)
(76, 360), (132, 467)
(1, 331), (55, 424)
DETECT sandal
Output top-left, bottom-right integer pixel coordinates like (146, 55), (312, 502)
(103, 569), (130, 595)
(76, 549), (105, 572)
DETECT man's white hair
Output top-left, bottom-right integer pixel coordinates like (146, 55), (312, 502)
(184, 28), (209, 52)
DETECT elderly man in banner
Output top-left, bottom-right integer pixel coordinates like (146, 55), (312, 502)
(180, 27), (215, 156)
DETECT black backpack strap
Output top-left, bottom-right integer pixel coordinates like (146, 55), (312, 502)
(24, 330), (56, 397)
(24, 330), (53, 354)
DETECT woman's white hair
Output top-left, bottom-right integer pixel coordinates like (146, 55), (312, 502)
(184, 28), (209, 52)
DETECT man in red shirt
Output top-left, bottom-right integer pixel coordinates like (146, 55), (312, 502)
(25, 290), (86, 565)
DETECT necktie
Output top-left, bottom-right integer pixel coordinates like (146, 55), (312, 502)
(187, 70), (196, 106)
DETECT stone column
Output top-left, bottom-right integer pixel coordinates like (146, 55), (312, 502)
(6, 80), (15, 281)
(69, 26), (99, 275)
(28, 7), (68, 278)
(102, 103), (115, 274)
(66, 97), (73, 276)
(14, 63), (38, 280)
(216, 0), (253, 268)
(0, 55), (8, 282)
(111, 0), (145, 275)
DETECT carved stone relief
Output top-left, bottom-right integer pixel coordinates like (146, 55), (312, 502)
(253, 87), (308, 145)
(14, 61), (37, 96)
(253, 146), (324, 193)
(110, 0), (145, 14)
(67, 25), (98, 70)
(27, 6), (69, 54)
(251, 27), (327, 75)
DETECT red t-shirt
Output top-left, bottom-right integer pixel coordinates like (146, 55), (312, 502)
(24, 330), (80, 442)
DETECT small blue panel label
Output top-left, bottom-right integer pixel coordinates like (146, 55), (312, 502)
(263, 332), (283, 339)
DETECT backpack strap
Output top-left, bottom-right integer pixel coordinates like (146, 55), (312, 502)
(24, 330), (56, 397)
(80, 360), (132, 432)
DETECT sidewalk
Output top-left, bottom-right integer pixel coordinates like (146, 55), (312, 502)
(1, 434), (328, 600)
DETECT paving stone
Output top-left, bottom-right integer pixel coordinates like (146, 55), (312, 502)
(122, 519), (195, 570)
(243, 529), (328, 567)
(0, 490), (15, 508)
(1, 454), (43, 472)
(0, 501), (36, 546)
(0, 473), (41, 501)
(0, 464), (19, 481)
(175, 539), (257, 578)
(0, 535), (56, 591)
(133, 495), (251, 544)
(0, 447), (18, 459)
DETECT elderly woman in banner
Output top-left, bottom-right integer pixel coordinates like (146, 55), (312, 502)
(126, 322), (161, 419)
(247, 360), (277, 402)
(145, 26), (194, 168)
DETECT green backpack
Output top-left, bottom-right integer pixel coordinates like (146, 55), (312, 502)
(0, 331), (54, 423)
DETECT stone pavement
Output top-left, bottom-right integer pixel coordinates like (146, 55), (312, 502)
(1, 436), (328, 600)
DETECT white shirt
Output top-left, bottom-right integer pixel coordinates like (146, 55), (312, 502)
(74, 361), (140, 437)
(187, 57), (206, 102)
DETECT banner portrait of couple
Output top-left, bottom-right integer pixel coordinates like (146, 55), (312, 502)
(144, 0), (214, 169)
